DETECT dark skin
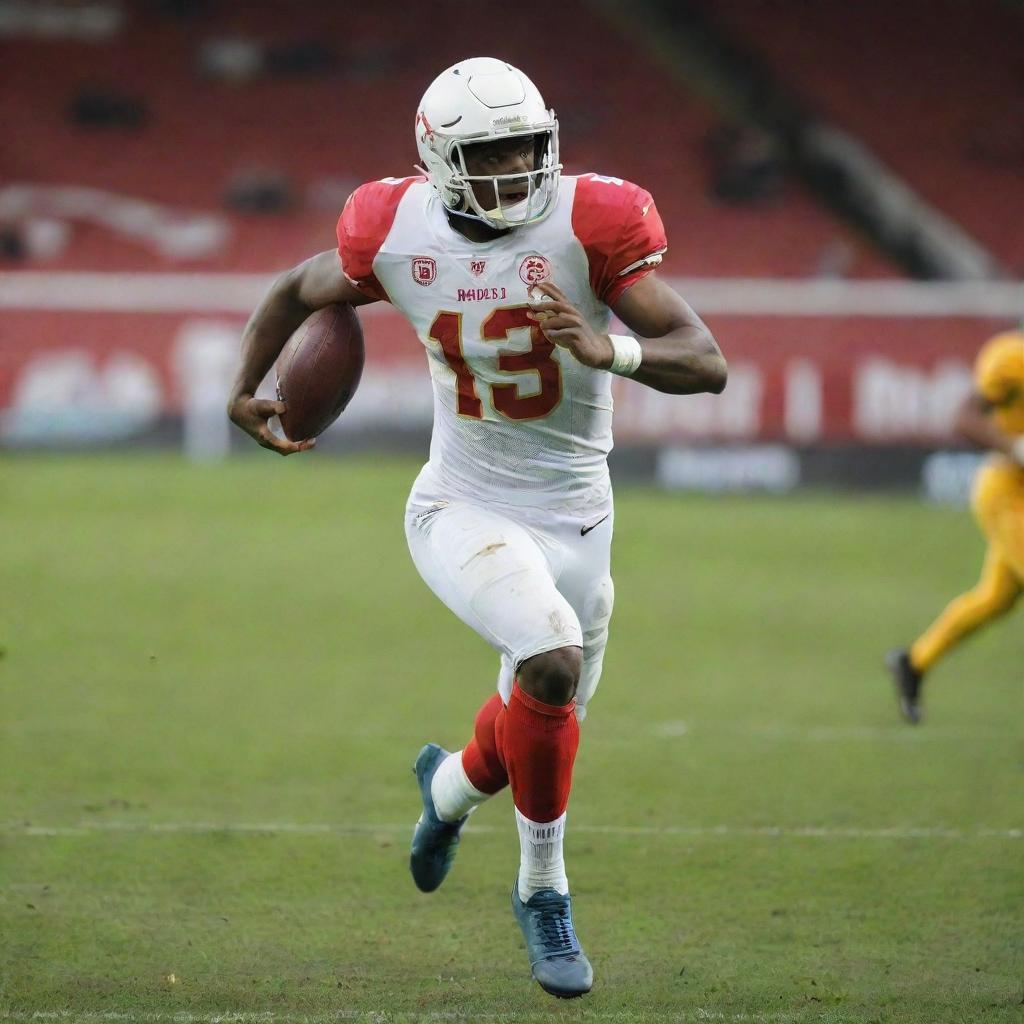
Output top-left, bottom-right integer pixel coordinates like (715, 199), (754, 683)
(455, 134), (538, 243)
(228, 136), (726, 705)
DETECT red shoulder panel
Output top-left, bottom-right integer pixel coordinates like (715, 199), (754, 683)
(571, 174), (668, 306)
(336, 176), (424, 303)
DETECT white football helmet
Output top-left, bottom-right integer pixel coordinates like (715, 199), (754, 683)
(415, 57), (561, 229)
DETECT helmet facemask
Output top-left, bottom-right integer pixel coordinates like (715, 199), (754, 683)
(444, 128), (560, 229)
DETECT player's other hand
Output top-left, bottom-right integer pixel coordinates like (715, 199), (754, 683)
(227, 394), (316, 456)
(528, 281), (615, 370)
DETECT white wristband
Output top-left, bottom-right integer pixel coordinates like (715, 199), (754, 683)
(1011, 436), (1024, 467)
(608, 334), (643, 377)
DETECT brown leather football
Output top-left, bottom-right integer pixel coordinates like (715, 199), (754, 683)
(276, 304), (364, 441)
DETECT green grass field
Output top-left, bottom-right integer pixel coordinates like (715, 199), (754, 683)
(2, 454), (1021, 1024)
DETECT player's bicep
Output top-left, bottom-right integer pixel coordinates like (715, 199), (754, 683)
(292, 250), (377, 310)
(611, 272), (710, 340)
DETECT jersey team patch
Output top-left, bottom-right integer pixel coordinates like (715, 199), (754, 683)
(519, 254), (551, 285)
(412, 257), (437, 286)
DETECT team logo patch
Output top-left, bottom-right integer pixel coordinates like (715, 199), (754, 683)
(411, 256), (437, 286)
(469, 259), (487, 277)
(519, 254), (551, 285)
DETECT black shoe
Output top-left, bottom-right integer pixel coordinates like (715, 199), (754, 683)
(886, 648), (923, 724)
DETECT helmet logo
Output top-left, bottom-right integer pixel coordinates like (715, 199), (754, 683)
(519, 254), (551, 285)
(469, 259), (487, 276)
(412, 256), (437, 286)
(415, 110), (436, 144)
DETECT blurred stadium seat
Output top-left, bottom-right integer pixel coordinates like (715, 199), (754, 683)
(700, 0), (1024, 273)
(0, 0), (894, 276)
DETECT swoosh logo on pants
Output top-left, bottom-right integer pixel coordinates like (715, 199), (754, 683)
(580, 513), (610, 536)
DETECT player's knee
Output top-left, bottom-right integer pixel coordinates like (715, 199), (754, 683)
(997, 585), (1021, 615)
(978, 579), (1021, 617)
(517, 646), (583, 706)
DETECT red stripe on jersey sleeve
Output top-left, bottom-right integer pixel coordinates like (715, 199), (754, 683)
(571, 174), (668, 307)
(336, 176), (424, 303)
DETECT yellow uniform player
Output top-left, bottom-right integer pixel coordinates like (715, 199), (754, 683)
(888, 329), (1024, 722)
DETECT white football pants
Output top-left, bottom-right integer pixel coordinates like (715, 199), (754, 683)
(404, 487), (614, 720)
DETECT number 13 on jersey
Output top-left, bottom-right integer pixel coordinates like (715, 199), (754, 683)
(429, 306), (563, 421)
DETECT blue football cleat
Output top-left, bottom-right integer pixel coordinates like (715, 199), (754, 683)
(409, 743), (468, 893)
(511, 878), (594, 998)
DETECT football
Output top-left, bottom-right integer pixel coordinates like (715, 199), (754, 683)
(275, 303), (364, 441)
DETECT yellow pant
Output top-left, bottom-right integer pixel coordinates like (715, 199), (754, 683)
(910, 459), (1023, 673)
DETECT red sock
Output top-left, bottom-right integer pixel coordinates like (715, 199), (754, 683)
(462, 692), (508, 794)
(500, 682), (579, 822)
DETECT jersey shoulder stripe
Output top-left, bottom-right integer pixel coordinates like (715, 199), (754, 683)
(336, 176), (425, 302)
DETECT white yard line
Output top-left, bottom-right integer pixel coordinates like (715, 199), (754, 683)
(732, 723), (1013, 742)
(1, 821), (1019, 840)
(649, 720), (1017, 742)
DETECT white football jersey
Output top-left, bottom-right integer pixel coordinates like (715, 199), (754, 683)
(337, 173), (667, 515)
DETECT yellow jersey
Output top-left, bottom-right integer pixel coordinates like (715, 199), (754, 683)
(975, 330), (1024, 437)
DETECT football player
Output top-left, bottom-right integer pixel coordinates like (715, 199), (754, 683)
(228, 57), (726, 999)
(888, 329), (1024, 723)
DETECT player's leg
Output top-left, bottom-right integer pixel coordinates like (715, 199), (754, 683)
(405, 500), (593, 996)
(505, 644), (581, 901)
(454, 523), (593, 908)
(504, 644), (594, 999)
(446, 513), (614, 918)
(988, 477), (1024, 580)
(908, 544), (1019, 672)
(546, 510), (615, 723)
(403, 502), (520, 892)
(890, 470), (1022, 721)
(424, 514), (586, 903)
(476, 652), (586, 898)
(412, 685), (509, 892)
(497, 511), (615, 999)
(494, 510), (613, 906)
(460, 690), (508, 795)
(404, 501), (581, 861)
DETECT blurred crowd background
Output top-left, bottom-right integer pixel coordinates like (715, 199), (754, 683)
(2, 0), (1022, 495)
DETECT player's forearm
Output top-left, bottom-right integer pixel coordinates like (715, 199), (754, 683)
(609, 275), (726, 395)
(627, 327), (728, 395)
(229, 270), (315, 400)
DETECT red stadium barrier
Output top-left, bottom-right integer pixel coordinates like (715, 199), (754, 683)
(2, 277), (1018, 449)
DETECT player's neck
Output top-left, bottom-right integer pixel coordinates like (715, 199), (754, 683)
(446, 211), (512, 244)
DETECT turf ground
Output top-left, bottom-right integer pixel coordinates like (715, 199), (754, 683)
(2, 454), (1021, 1023)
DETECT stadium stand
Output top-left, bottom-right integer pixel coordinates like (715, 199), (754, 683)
(699, 0), (1024, 273)
(0, 0), (897, 276)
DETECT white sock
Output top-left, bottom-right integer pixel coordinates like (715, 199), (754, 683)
(430, 749), (489, 822)
(515, 808), (568, 902)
